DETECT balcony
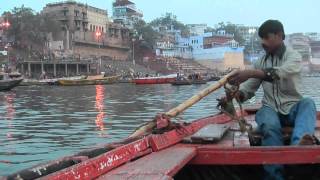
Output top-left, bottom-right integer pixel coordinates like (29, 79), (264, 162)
(74, 16), (82, 21)
(83, 17), (88, 23)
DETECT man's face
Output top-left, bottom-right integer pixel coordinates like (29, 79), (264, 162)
(261, 33), (283, 54)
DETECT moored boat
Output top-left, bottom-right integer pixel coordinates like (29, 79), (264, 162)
(0, 73), (23, 91)
(133, 74), (177, 84)
(171, 74), (207, 86)
(171, 79), (207, 85)
(57, 75), (120, 86)
(6, 106), (320, 180)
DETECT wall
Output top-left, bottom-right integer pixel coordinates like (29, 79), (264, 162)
(223, 52), (245, 70)
(74, 45), (129, 60)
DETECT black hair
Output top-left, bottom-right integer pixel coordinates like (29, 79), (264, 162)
(258, 20), (285, 40)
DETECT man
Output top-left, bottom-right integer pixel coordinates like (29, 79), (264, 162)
(228, 20), (316, 180)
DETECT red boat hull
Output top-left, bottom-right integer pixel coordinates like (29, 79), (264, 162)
(133, 77), (176, 84)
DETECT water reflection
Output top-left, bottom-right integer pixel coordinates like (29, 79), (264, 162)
(95, 85), (105, 132)
(4, 92), (16, 140)
(4, 92), (16, 121)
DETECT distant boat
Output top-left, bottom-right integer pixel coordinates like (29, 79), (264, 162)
(171, 76), (207, 86)
(57, 75), (120, 86)
(133, 74), (177, 85)
(20, 76), (86, 86)
(206, 76), (221, 81)
(0, 73), (23, 91)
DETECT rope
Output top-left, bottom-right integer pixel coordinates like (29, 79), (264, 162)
(217, 83), (252, 134)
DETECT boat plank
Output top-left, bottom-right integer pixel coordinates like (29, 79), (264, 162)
(97, 174), (173, 180)
(233, 132), (251, 147)
(41, 138), (150, 180)
(190, 124), (230, 142)
(190, 146), (320, 165)
(97, 145), (196, 180)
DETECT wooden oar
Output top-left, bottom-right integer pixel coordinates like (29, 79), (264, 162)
(129, 71), (237, 138)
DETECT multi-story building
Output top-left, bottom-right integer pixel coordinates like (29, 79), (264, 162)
(177, 32), (244, 70)
(186, 24), (207, 36)
(42, 1), (130, 60)
(43, 1), (106, 50)
(112, 0), (143, 29)
(87, 6), (109, 33)
(155, 30), (244, 71)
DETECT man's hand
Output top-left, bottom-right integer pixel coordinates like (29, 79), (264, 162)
(228, 69), (266, 85)
(228, 70), (252, 85)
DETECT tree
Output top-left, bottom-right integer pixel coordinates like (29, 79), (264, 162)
(133, 20), (159, 48)
(150, 13), (190, 37)
(5, 5), (61, 49)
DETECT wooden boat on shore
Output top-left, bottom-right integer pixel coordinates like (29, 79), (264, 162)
(133, 74), (176, 85)
(5, 107), (320, 180)
(0, 73), (23, 91)
(57, 75), (120, 86)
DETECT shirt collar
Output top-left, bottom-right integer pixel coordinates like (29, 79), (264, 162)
(264, 43), (286, 61)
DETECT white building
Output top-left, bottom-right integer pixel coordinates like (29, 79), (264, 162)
(112, 0), (143, 29)
(156, 31), (244, 71)
(186, 24), (207, 36)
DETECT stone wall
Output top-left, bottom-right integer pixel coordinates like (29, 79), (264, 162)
(73, 45), (130, 61)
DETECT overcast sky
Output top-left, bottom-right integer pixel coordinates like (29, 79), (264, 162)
(1, 0), (319, 33)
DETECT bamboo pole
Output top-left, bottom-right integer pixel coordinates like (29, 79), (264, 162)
(129, 71), (237, 138)
(165, 70), (237, 117)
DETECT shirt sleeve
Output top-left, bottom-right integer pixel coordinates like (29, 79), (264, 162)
(239, 61), (262, 102)
(273, 50), (302, 78)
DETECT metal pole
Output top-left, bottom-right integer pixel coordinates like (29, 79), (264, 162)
(7, 48), (9, 68)
(132, 39), (135, 66)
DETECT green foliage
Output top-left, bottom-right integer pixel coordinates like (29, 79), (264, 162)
(4, 5), (60, 48)
(150, 13), (190, 37)
(133, 20), (159, 48)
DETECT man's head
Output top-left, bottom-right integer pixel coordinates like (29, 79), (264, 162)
(258, 20), (285, 54)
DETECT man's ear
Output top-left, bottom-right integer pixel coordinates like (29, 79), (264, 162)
(276, 32), (284, 40)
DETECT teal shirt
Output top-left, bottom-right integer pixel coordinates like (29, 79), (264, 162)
(240, 45), (303, 115)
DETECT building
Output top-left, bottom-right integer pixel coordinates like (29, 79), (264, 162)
(155, 30), (244, 71)
(42, 1), (131, 60)
(309, 41), (320, 72)
(286, 33), (311, 62)
(305, 32), (320, 41)
(87, 6), (109, 33)
(42, 1), (108, 49)
(186, 24), (207, 36)
(112, 0), (143, 29)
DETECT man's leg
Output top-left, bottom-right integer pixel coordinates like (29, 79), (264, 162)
(256, 106), (284, 180)
(288, 98), (317, 145)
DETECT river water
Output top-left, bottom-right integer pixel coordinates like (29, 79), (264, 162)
(0, 77), (320, 175)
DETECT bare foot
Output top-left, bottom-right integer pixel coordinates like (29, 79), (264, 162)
(298, 134), (317, 145)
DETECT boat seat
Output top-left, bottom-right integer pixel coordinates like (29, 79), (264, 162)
(97, 145), (196, 180)
(183, 124), (230, 144)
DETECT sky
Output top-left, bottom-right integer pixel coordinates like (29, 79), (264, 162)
(0, 0), (319, 34)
